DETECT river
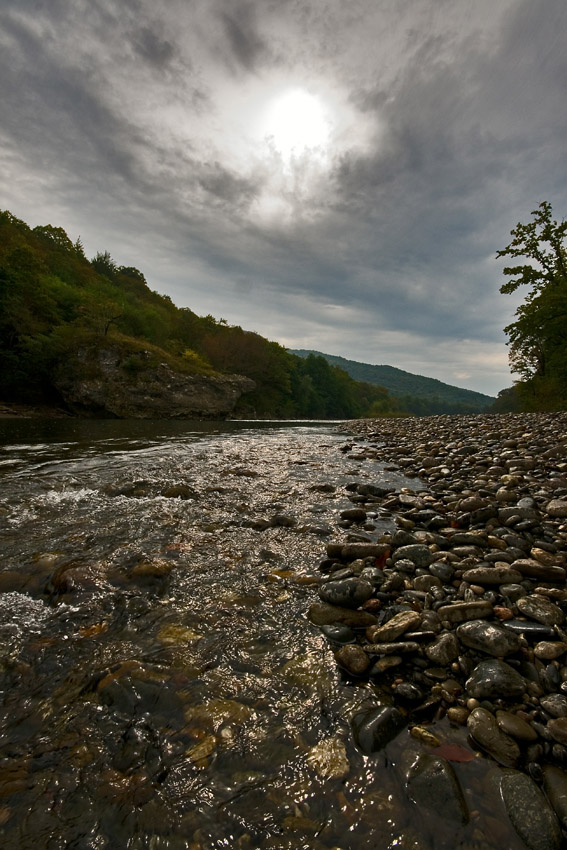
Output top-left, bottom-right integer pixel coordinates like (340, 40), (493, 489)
(0, 419), (529, 850)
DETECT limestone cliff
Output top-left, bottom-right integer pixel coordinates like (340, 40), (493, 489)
(54, 346), (255, 418)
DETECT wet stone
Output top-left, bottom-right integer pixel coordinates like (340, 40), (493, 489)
(351, 705), (406, 754)
(366, 610), (422, 643)
(466, 659), (526, 700)
(503, 619), (556, 639)
(364, 640), (421, 656)
(541, 695), (567, 718)
(425, 631), (460, 665)
(429, 561), (455, 582)
(436, 600), (493, 624)
(335, 644), (370, 676)
(534, 641), (567, 660)
(517, 595), (565, 626)
(496, 710), (538, 741)
(412, 574), (442, 592)
(512, 559), (566, 582)
(307, 737), (350, 779)
(307, 602), (378, 628)
(405, 754), (468, 824)
(467, 707), (520, 767)
(318, 578), (374, 609)
(320, 623), (356, 644)
(461, 566), (523, 585)
(456, 619), (521, 658)
(543, 765), (567, 829)
(392, 544), (432, 568)
(340, 507), (367, 523)
(500, 769), (561, 850)
(546, 500), (567, 518)
(547, 718), (567, 746)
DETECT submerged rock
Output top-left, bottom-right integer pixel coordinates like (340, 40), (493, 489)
(406, 753), (468, 824)
(307, 737), (350, 779)
(500, 769), (561, 850)
(352, 705), (406, 754)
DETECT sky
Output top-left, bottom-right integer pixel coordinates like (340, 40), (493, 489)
(1, 0), (566, 397)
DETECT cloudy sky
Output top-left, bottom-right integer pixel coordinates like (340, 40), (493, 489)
(2, 0), (566, 396)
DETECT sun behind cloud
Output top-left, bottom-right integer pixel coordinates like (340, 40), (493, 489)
(259, 88), (331, 163)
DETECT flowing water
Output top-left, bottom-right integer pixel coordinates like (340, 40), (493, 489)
(0, 419), (528, 850)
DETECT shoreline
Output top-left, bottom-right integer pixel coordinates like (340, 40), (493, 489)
(0, 401), (73, 419)
(309, 411), (567, 842)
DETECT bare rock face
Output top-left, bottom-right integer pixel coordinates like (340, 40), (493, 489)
(54, 347), (255, 418)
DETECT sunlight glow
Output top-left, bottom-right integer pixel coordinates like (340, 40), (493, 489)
(260, 89), (331, 161)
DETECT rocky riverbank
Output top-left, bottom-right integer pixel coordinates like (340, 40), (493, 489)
(309, 412), (567, 849)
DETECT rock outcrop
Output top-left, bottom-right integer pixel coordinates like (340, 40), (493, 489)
(54, 346), (255, 418)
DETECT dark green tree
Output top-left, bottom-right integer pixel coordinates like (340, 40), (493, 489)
(497, 202), (567, 409)
(91, 250), (117, 279)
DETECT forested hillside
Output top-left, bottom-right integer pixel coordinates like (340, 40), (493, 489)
(292, 350), (494, 415)
(0, 210), (405, 418)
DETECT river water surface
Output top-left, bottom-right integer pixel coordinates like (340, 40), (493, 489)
(0, 420), (528, 850)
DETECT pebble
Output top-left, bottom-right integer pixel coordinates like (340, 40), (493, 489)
(541, 695), (567, 718)
(425, 631), (460, 665)
(547, 719), (567, 747)
(456, 619), (521, 658)
(467, 707), (520, 767)
(436, 600), (493, 624)
(543, 765), (567, 828)
(319, 578), (375, 609)
(466, 659), (526, 700)
(461, 565), (523, 585)
(313, 413), (567, 837)
(517, 595), (565, 626)
(546, 500), (567, 518)
(366, 610), (421, 643)
(334, 644), (370, 675)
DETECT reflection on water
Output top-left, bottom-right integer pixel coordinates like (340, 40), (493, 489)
(0, 420), (527, 849)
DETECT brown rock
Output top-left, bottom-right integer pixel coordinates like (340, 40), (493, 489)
(335, 645), (370, 675)
(366, 610), (421, 643)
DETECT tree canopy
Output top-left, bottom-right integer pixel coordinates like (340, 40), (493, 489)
(498, 202), (567, 410)
(0, 208), (406, 417)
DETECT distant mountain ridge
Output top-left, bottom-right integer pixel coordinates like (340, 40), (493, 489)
(291, 350), (494, 415)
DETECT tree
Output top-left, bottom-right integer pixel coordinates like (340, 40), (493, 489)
(497, 202), (567, 409)
(497, 202), (567, 296)
(91, 250), (117, 279)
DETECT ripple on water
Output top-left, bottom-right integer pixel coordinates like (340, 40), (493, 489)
(0, 421), (533, 849)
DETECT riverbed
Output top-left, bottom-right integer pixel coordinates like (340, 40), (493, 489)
(0, 418), (548, 849)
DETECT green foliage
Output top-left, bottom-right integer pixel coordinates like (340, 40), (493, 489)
(91, 250), (118, 279)
(291, 350), (494, 414)
(498, 202), (567, 410)
(0, 207), (405, 417)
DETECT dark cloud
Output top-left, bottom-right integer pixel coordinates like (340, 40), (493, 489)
(219, 2), (268, 72)
(1, 0), (565, 395)
(133, 26), (176, 68)
(198, 162), (260, 207)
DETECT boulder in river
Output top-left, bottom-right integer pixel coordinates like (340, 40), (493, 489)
(352, 705), (406, 754)
(405, 753), (468, 824)
(500, 769), (561, 850)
